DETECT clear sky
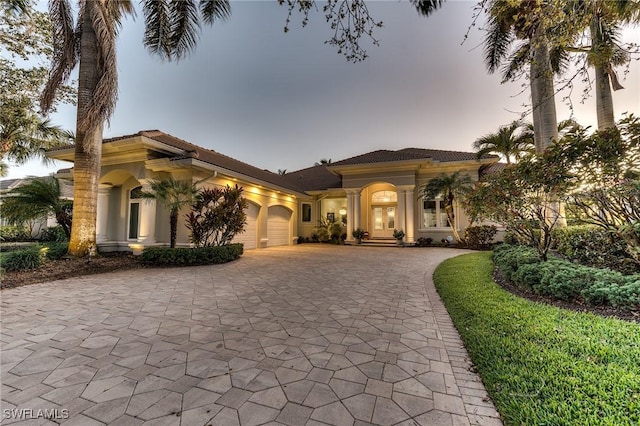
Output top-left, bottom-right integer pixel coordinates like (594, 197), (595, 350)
(6, 0), (640, 179)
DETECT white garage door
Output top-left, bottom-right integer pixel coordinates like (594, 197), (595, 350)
(267, 206), (291, 247)
(233, 202), (258, 249)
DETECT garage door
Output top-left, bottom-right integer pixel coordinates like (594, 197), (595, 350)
(233, 202), (259, 249)
(267, 206), (291, 247)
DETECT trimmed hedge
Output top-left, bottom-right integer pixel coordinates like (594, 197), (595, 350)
(493, 244), (640, 309)
(553, 225), (638, 275)
(464, 224), (498, 250)
(141, 244), (244, 266)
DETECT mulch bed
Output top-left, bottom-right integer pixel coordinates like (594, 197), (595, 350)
(1, 252), (144, 290)
(493, 268), (640, 323)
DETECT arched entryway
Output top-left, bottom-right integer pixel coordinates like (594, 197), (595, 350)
(370, 190), (397, 238)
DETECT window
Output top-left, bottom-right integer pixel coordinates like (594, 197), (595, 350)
(371, 191), (397, 203)
(422, 199), (450, 228)
(128, 186), (143, 239)
(302, 203), (312, 222)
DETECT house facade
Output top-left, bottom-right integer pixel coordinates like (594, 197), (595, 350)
(46, 130), (500, 252)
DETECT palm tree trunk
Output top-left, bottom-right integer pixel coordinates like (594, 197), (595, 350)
(68, 4), (103, 257)
(444, 204), (462, 243)
(592, 19), (616, 130)
(530, 28), (559, 153)
(170, 209), (178, 248)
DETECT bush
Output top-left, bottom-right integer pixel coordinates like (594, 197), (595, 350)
(43, 242), (68, 260)
(493, 244), (640, 309)
(2, 245), (46, 271)
(39, 225), (68, 243)
(414, 237), (433, 247)
(552, 226), (639, 274)
(464, 225), (498, 250)
(141, 244), (244, 266)
(0, 225), (31, 242)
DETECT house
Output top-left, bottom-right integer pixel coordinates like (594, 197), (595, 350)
(46, 130), (500, 252)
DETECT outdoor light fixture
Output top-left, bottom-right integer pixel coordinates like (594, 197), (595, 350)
(339, 209), (347, 215)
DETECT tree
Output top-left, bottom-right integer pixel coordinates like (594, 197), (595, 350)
(40, 0), (231, 257)
(186, 185), (248, 247)
(0, 1), (74, 174)
(315, 158), (332, 166)
(0, 176), (72, 239)
(473, 120), (534, 164)
(420, 171), (474, 243)
(140, 177), (198, 248)
(277, 169), (287, 175)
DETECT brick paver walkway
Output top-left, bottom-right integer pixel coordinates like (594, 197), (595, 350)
(1, 245), (502, 425)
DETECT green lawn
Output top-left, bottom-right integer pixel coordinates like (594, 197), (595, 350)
(434, 252), (640, 426)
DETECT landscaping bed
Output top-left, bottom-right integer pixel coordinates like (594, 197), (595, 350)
(434, 252), (640, 426)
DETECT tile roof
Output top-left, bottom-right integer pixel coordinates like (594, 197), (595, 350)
(329, 148), (496, 166)
(0, 177), (74, 198)
(281, 165), (342, 192)
(479, 162), (507, 180)
(0, 178), (21, 191)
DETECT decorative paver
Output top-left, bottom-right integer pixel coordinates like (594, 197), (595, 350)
(0, 245), (502, 425)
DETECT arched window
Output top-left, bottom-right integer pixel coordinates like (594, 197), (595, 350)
(128, 186), (143, 239)
(371, 190), (397, 203)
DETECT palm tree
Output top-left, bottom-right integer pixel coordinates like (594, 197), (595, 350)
(420, 172), (474, 243)
(140, 177), (198, 248)
(0, 176), (72, 238)
(39, 0), (231, 257)
(315, 158), (332, 166)
(473, 120), (534, 165)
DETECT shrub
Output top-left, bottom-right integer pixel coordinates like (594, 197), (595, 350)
(492, 244), (540, 281)
(39, 225), (69, 243)
(44, 242), (69, 260)
(552, 226), (639, 274)
(0, 225), (30, 242)
(2, 245), (46, 271)
(141, 244), (244, 266)
(414, 237), (433, 247)
(464, 225), (498, 250)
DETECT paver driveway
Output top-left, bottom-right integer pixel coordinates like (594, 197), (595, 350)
(1, 245), (502, 426)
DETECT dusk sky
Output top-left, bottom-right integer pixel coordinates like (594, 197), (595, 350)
(6, 0), (640, 179)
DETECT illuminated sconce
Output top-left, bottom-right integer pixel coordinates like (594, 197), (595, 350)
(339, 208), (347, 216)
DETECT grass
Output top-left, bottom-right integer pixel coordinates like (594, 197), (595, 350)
(434, 252), (640, 426)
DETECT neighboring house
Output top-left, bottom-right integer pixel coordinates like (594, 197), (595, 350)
(46, 130), (500, 252)
(0, 177), (74, 238)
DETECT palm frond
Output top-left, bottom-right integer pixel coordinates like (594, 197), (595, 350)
(500, 41), (529, 82)
(143, 0), (174, 59)
(169, 0), (201, 61)
(200, 0), (231, 25)
(41, 0), (78, 115)
(483, 12), (513, 74)
(410, 0), (445, 17)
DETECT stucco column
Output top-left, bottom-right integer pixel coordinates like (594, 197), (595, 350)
(138, 181), (156, 245)
(354, 190), (361, 232)
(346, 190), (355, 241)
(96, 184), (112, 243)
(405, 187), (415, 243)
(396, 189), (406, 237)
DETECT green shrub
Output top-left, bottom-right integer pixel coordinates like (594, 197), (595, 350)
(535, 262), (591, 301)
(43, 242), (68, 260)
(492, 244), (540, 281)
(39, 225), (68, 243)
(553, 225), (639, 274)
(0, 225), (31, 242)
(464, 225), (498, 250)
(414, 237), (433, 247)
(141, 244), (243, 266)
(2, 245), (46, 271)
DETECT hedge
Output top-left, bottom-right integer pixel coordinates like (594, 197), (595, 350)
(141, 244), (244, 266)
(493, 244), (640, 309)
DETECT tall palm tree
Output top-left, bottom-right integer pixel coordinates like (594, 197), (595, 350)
(40, 0), (231, 257)
(420, 171), (474, 243)
(0, 176), (73, 238)
(473, 120), (534, 165)
(140, 177), (198, 248)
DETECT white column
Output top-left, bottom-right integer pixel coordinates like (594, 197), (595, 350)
(405, 188), (415, 243)
(96, 184), (112, 243)
(354, 190), (361, 232)
(346, 190), (354, 241)
(138, 181), (156, 244)
(396, 189), (406, 236)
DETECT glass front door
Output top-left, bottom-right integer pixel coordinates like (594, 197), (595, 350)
(372, 206), (396, 238)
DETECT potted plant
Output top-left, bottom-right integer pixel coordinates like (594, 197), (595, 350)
(393, 229), (405, 245)
(352, 228), (366, 244)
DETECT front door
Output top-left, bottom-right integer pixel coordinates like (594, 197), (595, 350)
(372, 206), (396, 238)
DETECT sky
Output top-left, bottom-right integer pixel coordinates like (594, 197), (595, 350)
(6, 0), (640, 179)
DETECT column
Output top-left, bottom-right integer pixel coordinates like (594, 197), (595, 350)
(96, 184), (112, 243)
(396, 189), (406, 237)
(354, 190), (361, 232)
(405, 187), (415, 243)
(138, 181), (156, 244)
(346, 190), (354, 242)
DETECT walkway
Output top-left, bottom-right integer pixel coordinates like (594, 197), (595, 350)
(1, 245), (502, 425)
